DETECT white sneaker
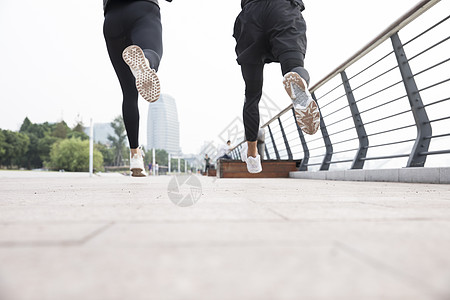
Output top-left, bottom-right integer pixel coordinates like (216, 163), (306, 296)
(283, 72), (320, 135)
(246, 155), (262, 174)
(122, 45), (161, 103)
(130, 148), (146, 177)
(240, 143), (248, 162)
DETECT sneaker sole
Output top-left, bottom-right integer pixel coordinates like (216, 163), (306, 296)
(283, 72), (307, 99)
(294, 103), (320, 135)
(131, 168), (146, 177)
(122, 45), (161, 103)
(247, 166), (262, 174)
(283, 72), (320, 135)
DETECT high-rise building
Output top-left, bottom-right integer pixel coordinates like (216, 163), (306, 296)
(147, 94), (181, 154)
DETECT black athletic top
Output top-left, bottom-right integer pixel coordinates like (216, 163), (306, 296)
(103, 0), (172, 11)
(241, 0), (305, 10)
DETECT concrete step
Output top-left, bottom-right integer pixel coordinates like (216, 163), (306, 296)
(217, 159), (301, 178)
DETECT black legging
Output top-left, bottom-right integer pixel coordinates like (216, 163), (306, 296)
(103, 1), (163, 149)
(242, 54), (309, 142)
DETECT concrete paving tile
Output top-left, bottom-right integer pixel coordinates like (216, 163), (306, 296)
(333, 221), (450, 298)
(85, 221), (331, 247)
(83, 219), (450, 300)
(0, 201), (281, 222)
(264, 202), (450, 221)
(0, 245), (432, 300)
(0, 171), (90, 179)
(0, 223), (110, 245)
(84, 219), (450, 249)
(1, 171), (449, 300)
(246, 180), (450, 203)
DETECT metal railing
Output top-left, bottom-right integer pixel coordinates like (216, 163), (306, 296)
(230, 0), (450, 171)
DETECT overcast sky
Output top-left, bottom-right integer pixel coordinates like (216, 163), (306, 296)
(0, 0), (430, 154)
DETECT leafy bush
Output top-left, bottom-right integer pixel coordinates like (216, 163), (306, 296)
(47, 138), (104, 172)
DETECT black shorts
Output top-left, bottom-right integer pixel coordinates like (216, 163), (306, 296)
(233, 0), (307, 65)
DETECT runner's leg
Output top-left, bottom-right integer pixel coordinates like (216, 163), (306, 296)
(104, 13), (140, 149)
(241, 63), (264, 157)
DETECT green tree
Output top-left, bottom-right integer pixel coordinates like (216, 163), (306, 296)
(37, 135), (59, 165)
(155, 149), (168, 166)
(108, 116), (127, 166)
(47, 138), (103, 172)
(96, 143), (115, 166)
(20, 117), (32, 132)
(72, 120), (85, 133)
(20, 117), (53, 138)
(68, 121), (89, 140)
(52, 121), (70, 139)
(0, 130), (30, 168)
(18, 117), (57, 169)
(18, 132), (40, 169)
(0, 130), (6, 159)
(67, 130), (89, 140)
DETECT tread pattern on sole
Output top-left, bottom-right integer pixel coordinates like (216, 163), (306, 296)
(122, 45), (161, 103)
(283, 72), (320, 135)
(283, 72), (307, 100)
(294, 101), (320, 135)
(131, 168), (146, 177)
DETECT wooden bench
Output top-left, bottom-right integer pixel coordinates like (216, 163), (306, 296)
(202, 169), (217, 177)
(217, 159), (301, 178)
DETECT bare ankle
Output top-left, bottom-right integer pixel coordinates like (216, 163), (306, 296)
(247, 141), (258, 158)
(130, 148), (139, 156)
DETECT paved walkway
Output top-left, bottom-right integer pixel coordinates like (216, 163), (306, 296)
(1, 170), (450, 300)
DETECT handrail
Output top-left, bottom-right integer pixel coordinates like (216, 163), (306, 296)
(230, 140), (245, 152)
(309, 0), (440, 92)
(259, 0), (440, 130)
(227, 0), (449, 171)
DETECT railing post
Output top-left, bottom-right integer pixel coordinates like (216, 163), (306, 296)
(311, 93), (333, 171)
(267, 125), (280, 160)
(341, 71), (369, 169)
(278, 118), (293, 160)
(292, 107), (309, 171)
(391, 32), (432, 167)
(265, 144), (271, 160)
(235, 146), (241, 161)
(237, 147), (241, 160)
